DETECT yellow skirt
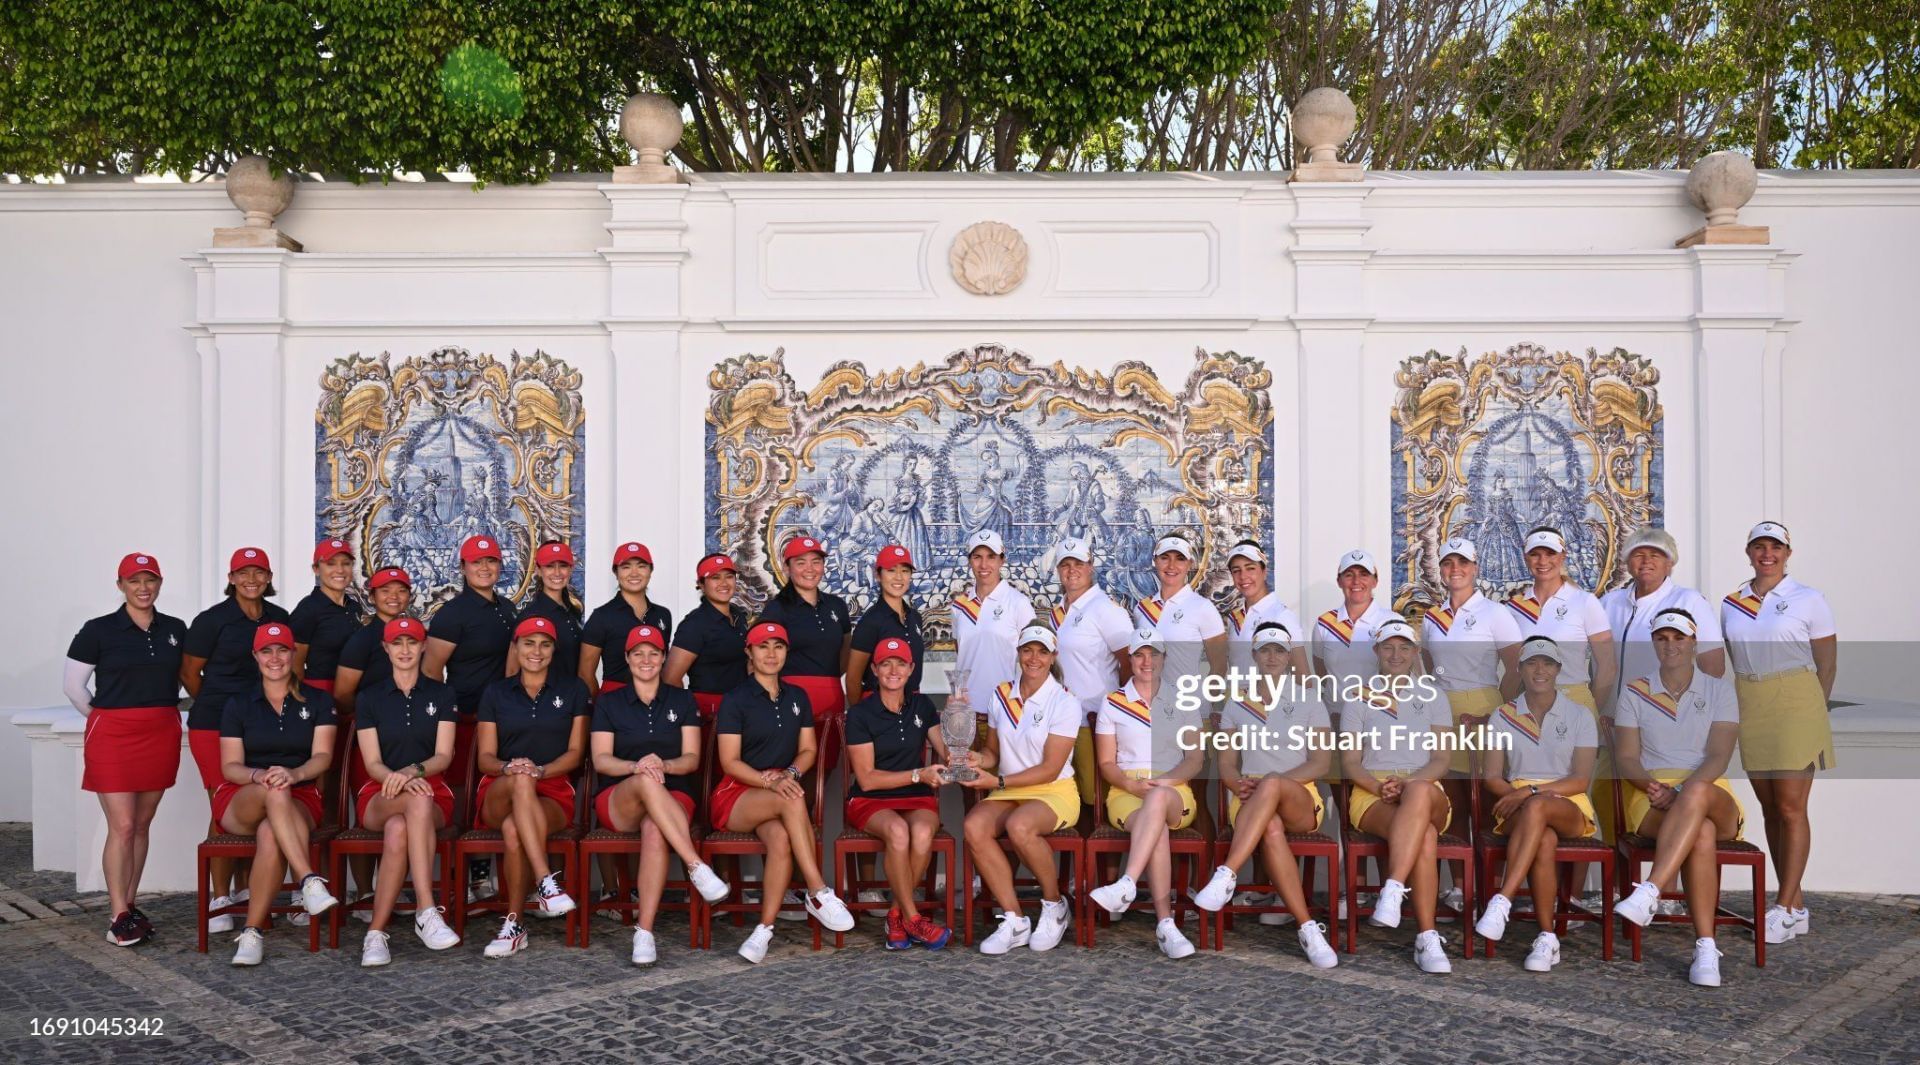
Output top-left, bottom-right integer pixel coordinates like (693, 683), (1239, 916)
(1623, 770), (1744, 840)
(1348, 771), (1451, 833)
(1736, 669), (1834, 772)
(1106, 768), (1196, 831)
(1227, 779), (1326, 831)
(1492, 779), (1597, 838)
(1072, 727), (1098, 806)
(1443, 685), (1506, 773)
(984, 777), (1081, 832)
(1554, 683), (1618, 842)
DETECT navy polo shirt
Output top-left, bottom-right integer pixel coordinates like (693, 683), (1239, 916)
(671, 600), (749, 695)
(336, 620), (393, 692)
(427, 586), (517, 717)
(185, 597), (292, 730)
(580, 595), (674, 686)
(476, 674), (589, 765)
(289, 587), (365, 681)
(219, 684), (338, 771)
(517, 591), (585, 681)
(850, 599), (926, 696)
(715, 679), (813, 772)
(844, 693), (938, 800)
(354, 676), (457, 772)
(590, 685), (700, 799)
(755, 591), (852, 679)
(67, 606), (188, 709)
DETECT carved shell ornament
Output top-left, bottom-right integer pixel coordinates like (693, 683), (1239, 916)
(949, 221), (1028, 296)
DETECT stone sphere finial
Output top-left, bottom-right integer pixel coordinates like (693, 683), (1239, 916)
(1292, 87), (1358, 164)
(1686, 151), (1758, 227)
(617, 93), (684, 183)
(225, 155), (293, 229)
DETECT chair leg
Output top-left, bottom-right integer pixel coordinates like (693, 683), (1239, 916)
(1600, 855), (1615, 960)
(1460, 855), (1475, 959)
(960, 849), (974, 946)
(1753, 859), (1768, 968)
(197, 853), (211, 954)
(831, 842), (846, 950)
(450, 849), (467, 943)
(308, 843), (323, 953)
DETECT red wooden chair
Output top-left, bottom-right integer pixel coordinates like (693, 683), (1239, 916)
(829, 731), (957, 947)
(957, 796), (1090, 948)
(1610, 777), (1766, 967)
(449, 742), (586, 946)
(1084, 775), (1211, 948)
(326, 745), (462, 948)
(1333, 780), (1475, 956)
(576, 762), (708, 951)
(195, 760), (340, 954)
(693, 717), (830, 951)
(1209, 778), (1340, 950)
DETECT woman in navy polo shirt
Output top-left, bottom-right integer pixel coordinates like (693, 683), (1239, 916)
(350, 616), (461, 967)
(578, 541), (673, 695)
(474, 616), (588, 958)
(713, 623), (855, 963)
(755, 536), (852, 758)
(845, 545), (926, 706)
(665, 553), (750, 719)
(844, 638), (953, 950)
(333, 567), (413, 713)
(519, 540), (587, 683)
(291, 538), (363, 696)
(65, 552), (188, 947)
(182, 546), (291, 933)
(216, 622), (341, 967)
(590, 624), (731, 965)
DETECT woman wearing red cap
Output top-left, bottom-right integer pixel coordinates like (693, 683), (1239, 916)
(182, 546), (291, 933)
(291, 538), (364, 696)
(579, 541), (673, 695)
(590, 624), (731, 964)
(713, 622), (855, 963)
(350, 616), (461, 966)
(845, 544), (926, 706)
(217, 622), (341, 966)
(65, 552), (189, 946)
(519, 540), (587, 683)
(755, 536), (852, 757)
(333, 567), (414, 712)
(473, 615), (590, 957)
(665, 553), (750, 720)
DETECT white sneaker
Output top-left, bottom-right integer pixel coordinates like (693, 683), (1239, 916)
(738, 922), (775, 964)
(689, 863), (730, 904)
(1371, 879), (1407, 928)
(483, 917), (527, 958)
(1089, 875), (1137, 917)
(1476, 894), (1512, 942)
(1193, 867), (1237, 912)
(207, 895), (235, 935)
(1614, 881), (1660, 928)
(1690, 937), (1723, 987)
(804, 887), (856, 932)
(1156, 917), (1196, 959)
(980, 912), (1031, 955)
(1413, 929), (1452, 974)
(360, 929), (391, 967)
(1524, 930), (1560, 972)
(1764, 905), (1800, 944)
(299, 875), (339, 916)
(1792, 907), (1810, 935)
(1657, 897), (1689, 916)
(631, 927), (657, 965)
(413, 906), (460, 950)
(231, 927), (265, 967)
(1437, 886), (1463, 923)
(1030, 897), (1071, 951)
(857, 889), (888, 904)
(535, 873), (576, 916)
(1298, 921), (1339, 969)
(290, 911), (311, 927)
(776, 889), (808, 921)
(1260, 910), (1296, 927)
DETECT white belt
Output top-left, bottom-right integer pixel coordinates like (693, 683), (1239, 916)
(1735, 665), (1814, 683)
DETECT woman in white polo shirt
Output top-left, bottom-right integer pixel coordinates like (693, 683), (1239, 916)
(1423, 535), (1522, 845)
(1612, 609), (1744, 988)
(1047, 536), (1134, 805)
(1340, 619), (1454, 974)
(1602, 526), (1726, 700)
(1721, 520), (1836, 946)
(1132, 533), (1227, 702)
(1473, 636), (1599, 973)
(1224, 540), (1308, 677)
(1310, 548), (1401, 717)
(950, 528), (1036, 711)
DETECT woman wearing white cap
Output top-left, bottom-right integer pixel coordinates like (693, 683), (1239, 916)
(958, 624), (1080, 955)
(1721, 521), (1835, 945)
(1224, 539), (1309, 678)
(1505, 528), (1616, 715)
(1612, 608), (1744, 988)
(1473, 636), (1599, 973)
(1423, 536), (1522, 841)
(1047, 536), (1135, 805)
(1309, 548), (1401, 717)
(1193, 622), (1339, 968)
(1133, 532), (1227, 704)
(950, 528), (1036, 707)
(1602, 526), (1725, 699)
(1340, 619), (1455, 974)
(1086, 629), (1208, 959)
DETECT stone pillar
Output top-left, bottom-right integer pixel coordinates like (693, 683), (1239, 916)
(213, 156), (303, 251)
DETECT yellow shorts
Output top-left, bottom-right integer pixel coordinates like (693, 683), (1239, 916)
(1444, 686), (1506, 773)
(1736, 669), (1834, 772)
(1105, 769), (1196, 830)
(984, 777), (1081, 832)
(1491, 779), (1597, 838)
(1227, 779), (1326, 832)
(1073, 727), (1098, 806)
(1552, 683), (1617, 842)
(1623, 771), (1744, 840)
(1348, 773), (1451, 833)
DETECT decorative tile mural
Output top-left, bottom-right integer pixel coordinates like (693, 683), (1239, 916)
(315, 346), (586, 613)
(706, 344), (1275, 650)
(1391, 343), (1663, 612)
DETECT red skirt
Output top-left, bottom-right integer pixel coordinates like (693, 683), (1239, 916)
(355, 775), (455, 826)
(475, 773), (576, 828)
(594, 784), (695, 830)
(693, 691), (724, 720)
(709, 777), (752, 831)
(846, 795), (939, 833)
(304, 677), (335, 693)
(211, 780), (324, 828)
(787, 675), (845, 774)
(82, 707), (182, 794)
(598, 679), (627, 695)
(188, 728), (226, 790)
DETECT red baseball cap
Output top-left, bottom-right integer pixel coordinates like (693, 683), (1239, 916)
(696, 554), (738, 580)
(460, 535), (501, 563)
(536, 542), (575, 567)
(625, 625), (666, 652)
(383, 617), (426, 643)
(229, 547), (271, 574)
(514, 616), (557, 641)
(253, 622), (294, 651)
(872, 638), (913, 667)
(746, 622), (789, 647)
(782, 536), (827, 562)
(875, 544), (914, 571)
(313, 538), (353, 563)
(611, 541), (654, 569)
(367, 567), (411, 590)
(118, 553), (162, 580)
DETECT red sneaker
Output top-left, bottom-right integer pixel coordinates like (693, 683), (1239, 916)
(905, 913), (953, 950)
(884, 907), (911, 951)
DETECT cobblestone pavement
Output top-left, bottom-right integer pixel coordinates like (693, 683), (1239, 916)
(0, 825), (1915, 1064)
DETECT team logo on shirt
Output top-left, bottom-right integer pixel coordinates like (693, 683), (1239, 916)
(1693, 695), (1706, 709)
(1775, 600), (1789, 614)
(913, 715), (924, 730)
(552, 696), (563, 708)
(1463, 612), (1477, 630)
(1554, 718), (1569, 738)
(167, 634), (178, 646)
(791, 701), (802, 718)
(1554, 604), (1568, 619)
(298, 706), (310, 720)
(426, 702), (438, 717)
(667, 707), (678, 722)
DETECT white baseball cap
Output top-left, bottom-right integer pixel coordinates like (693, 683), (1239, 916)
(1337, 549), (1378, 577)
(1440, 536), (1477, 563)
(1746, 521), (1791, 547)
(1128, 629), (1165, 654)
(1372, 618), (1418, 646)
(1251, 623), (1292, 651)
(1524, 529), (1566, 555)
(1227, 542), (1267, 565)
(966, 529), (1005, 556)
(1055, 537), (1093, 564)
(1519, 636), (1564, 665)
(1624, 526), (1678, 562)
(1017, 624), (1057, 652)
(1650, 609), (1697, 637)
(1153, 535), (1195, 560)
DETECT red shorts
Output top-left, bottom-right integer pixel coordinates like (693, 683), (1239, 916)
(709, 777), (751, 831)
(786, 675), (846, 721)
(594, 784), (695, 830)
(598, 679), (627, 695)
(188, 728), (226, 790)
(211, 780), (324, 828)
(82, 707), (182, 793)
(846, 795), (939, 833)
(304, 677), (336, 693)
(355, 775), (455, 827)
(693, 691), (723, 720)
(475, 773), (576, 828)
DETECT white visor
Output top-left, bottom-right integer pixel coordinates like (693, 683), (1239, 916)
(1524, 530), (1566, 555)
(1746, 521), (1790, 547)
(1519, 636), (1564, 665)
(1251, 625), (1292, 651)
(1153, 535), (1195, 560)
(1227, 543), (1267, 565)
(1372, 619), (1418, 646)
(1650, 610), (1697, 637)
(1017, 624), (1057, 652)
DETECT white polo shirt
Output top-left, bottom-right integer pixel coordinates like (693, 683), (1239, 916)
(1227, 591), (1305, 675)
(1224, 683), (1331, 778)
(1050, 585), (1135, 721)
(1613, 670), (1738, 774)
(1338, 681), (1449, 775)
(1422, 591), (1522, 692)
(1309, 600), (1401, 693)
(951, 580), (1036, 700)
(1720, 576), (1835, 678)
(988, 675), (1080, 781)
(1603, 579), (1724, 701)
(1094, 679), (1192, 773)
(1489, 693), (1599, 782)
(1133, 585), (1226, 690)
(1505, 582), (1610, 687)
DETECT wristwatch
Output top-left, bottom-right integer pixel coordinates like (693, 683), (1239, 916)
(1527, 783), (1540, 796)
(997, 773), (1007, 790)
(784, 765), (801, 781)
(911, 768), (921, 785)
(1671, 782), (1684, 795)
(410, 762), (426, 779)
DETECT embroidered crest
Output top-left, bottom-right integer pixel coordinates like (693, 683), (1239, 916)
(1692, 695), (1706, 710)
(1554, 604), (1568, 619)
(1774, 600), (1789, 613)
(168, 634), (178, 646)
(426, 702), (438, 717)
(991, 603), (1005, 620)
(667, 709), (678, 723)
(1462, 612), (1477, 629)
(792, 702), (801, 717)
(298, 707), (310, 720)
(552, 695), (563, 709)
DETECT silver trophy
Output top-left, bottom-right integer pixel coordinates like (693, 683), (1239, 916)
(940, 668), (979, 782)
